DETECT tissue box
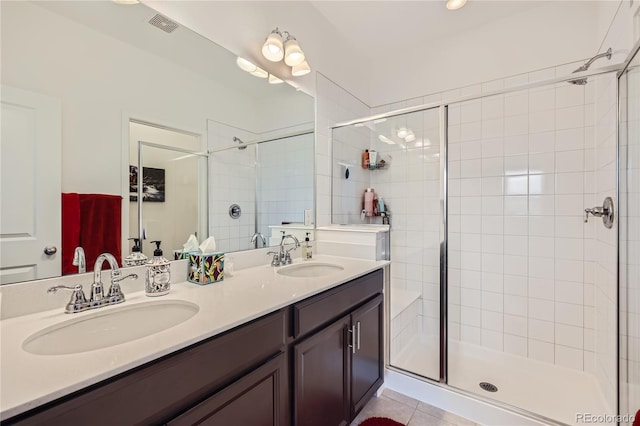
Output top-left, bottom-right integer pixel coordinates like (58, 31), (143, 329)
(174, 250), (198, 260)
(188, 252), (224, 284)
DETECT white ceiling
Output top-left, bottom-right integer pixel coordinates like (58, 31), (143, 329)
(310, 1), (548, 58)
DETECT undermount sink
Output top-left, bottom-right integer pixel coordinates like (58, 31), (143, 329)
(277, 262), (344, 278)
(23, 300), (199, 356)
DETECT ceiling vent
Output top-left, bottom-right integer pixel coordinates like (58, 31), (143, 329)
(148, 14), (179, 34)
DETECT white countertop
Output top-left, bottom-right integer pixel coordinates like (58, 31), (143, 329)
(0, 255), (388, 419)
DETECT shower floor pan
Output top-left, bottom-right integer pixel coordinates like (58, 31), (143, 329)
(392, 334), (611, 426)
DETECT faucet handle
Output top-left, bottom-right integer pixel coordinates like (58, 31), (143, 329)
(106, 273), (136, 303)
(266, 251), (281, 267)
(112, 273), (138, 284)
(48, 285), (89, 313)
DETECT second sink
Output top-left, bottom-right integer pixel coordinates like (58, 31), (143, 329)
(23, 300), (199, 356)
(277, 262), (344, 278)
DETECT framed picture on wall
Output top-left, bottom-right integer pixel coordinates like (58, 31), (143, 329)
(129, 165), (165, 202)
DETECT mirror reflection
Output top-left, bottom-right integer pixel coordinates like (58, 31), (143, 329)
(210, 131), (315, 253)
(0, 1), (314, 284)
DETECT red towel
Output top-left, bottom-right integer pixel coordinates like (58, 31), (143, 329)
(79, 194), (122, 270)
(633, 410), (639, 426)
(61, 193), (81, 275)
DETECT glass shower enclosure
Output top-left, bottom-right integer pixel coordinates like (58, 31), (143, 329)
(331, 62), (631, 424)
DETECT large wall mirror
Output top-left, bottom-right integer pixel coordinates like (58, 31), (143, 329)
(0, 1), (314, 285)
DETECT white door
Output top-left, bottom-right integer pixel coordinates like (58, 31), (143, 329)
(1, 86), (61, 284)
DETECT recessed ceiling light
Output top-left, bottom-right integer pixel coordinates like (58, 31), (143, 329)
(446, 0), (467, 10)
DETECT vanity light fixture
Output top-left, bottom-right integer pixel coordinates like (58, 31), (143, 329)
(292, 61), (311, 77)
(378, 134), (395, 145)
(236, 57), (268, 78)
(446, 0), (467, 10)
(268, 74), (284, 84)
(397, 127), (409, 139)
(261, 28), (311, 76)
(404, 131), (416, 143)
(262, 29), (284, 61)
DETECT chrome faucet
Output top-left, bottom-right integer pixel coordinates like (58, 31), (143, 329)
(280, 233), (300, 265)
(48, 252), (137, 313)
(72, 247), (86, 274)
(266, 233), (300, 267)
(250, 232), (266, 248)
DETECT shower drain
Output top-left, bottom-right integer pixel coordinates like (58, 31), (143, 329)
(479, 382), (498, 392)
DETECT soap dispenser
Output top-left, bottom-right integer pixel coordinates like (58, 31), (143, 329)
(301, 232), (312, 260)
(123, 238), (148, 267)
(145, 241), (171, 297)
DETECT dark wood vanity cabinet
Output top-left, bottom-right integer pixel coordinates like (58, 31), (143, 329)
(167, 352), (288, 426)
(4, 268), (383, 426)
(292, 269), (384, 425)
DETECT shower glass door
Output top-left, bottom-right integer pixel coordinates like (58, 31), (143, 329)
(620, 47), (640, 425)
(331, 107), (444, 381)
(446, 72), (619, 424)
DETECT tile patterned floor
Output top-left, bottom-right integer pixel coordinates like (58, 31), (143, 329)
(350, 389), (480, 426)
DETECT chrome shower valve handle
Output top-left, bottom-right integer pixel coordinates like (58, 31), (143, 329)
(584, 196), (614, 229)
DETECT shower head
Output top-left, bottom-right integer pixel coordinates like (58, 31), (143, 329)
(568, 48), (612, 85)
(233, 136), (247, 150)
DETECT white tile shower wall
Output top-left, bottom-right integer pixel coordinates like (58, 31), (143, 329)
(316, 73), (371, 227)
(446, 67), (617, 383)
(593, 73), (619, 411)
(208, 122), (256, 252)
(369, 108), (443, 345)
(331, 124), (373, 224)
(256, 133), (314, 242)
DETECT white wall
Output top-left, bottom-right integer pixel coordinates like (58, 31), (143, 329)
(143, 0), (372, 104)
(368, 2), (610, 107)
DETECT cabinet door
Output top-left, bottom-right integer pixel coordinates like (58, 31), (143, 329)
(168, 352), (288, 426)
(350, 294), (383, 417)
(294, 315), (350, 426)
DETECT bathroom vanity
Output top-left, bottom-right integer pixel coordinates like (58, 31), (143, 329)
(0, 257), (385, 425)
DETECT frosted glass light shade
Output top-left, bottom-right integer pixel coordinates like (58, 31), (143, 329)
(291, 61), (311, 76)
(268, 74), (284, 84)
(236, 57), (257, 73)
(250, 66), (268, 78)
(284, 37), (305, 66)
(262, 31), (284, 62)
(446, 0), (467, 10)
(397, 127), (409, 139)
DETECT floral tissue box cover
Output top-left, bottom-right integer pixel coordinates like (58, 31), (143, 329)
(187, 252), (224, 284)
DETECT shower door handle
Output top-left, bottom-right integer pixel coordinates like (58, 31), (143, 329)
(584, 196), (614, 229)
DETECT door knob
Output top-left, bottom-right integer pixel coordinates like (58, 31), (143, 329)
(44, 246), (58, 256)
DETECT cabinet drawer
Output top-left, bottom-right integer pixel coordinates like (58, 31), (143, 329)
(7, 309), (287, 426)
(293, 269), (382, 339)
